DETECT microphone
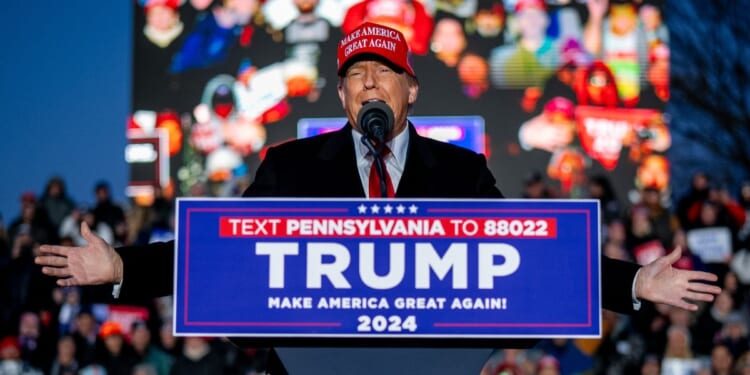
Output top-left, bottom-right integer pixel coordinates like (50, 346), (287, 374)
(357, 101), (394, 198)
(357, 101), (394, 145)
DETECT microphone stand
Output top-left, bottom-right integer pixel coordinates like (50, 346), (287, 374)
(361, 135), (389, 198)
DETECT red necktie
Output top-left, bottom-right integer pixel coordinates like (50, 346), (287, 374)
(368, 147), (395, 198)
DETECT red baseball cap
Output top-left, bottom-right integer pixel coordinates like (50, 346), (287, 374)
(514, 0), (546, 13)
(337, 22), (416, 78)
(99, 321), (124, 339)
(144, 0), (180, 10)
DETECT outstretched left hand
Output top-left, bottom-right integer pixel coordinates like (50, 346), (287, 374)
(635, 246), (722, 311)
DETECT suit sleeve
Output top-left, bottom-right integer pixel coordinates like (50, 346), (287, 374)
(601, 256), (642, 314)
(474, 153), (504, 198)
(115, 241), (176, 302)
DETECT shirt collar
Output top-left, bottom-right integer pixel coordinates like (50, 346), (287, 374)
(351, 125), (409, 167)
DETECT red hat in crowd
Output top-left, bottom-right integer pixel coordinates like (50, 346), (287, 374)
(544, 97), (575, 120)
(0, 336), (20, 354)
(20, 191), (36, 204)
(144, 0), (180, 10)
(99, 321), (124, 339)
(514, 0), (547, 13)
(337, 22), (416, 78)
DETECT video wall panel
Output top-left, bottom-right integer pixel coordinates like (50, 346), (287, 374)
(129, 0), (669, 200)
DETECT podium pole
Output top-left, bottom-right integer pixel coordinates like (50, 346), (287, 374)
(271, 347), (495, 375)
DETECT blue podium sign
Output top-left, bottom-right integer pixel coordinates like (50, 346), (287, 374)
(174, 198), (601, 340)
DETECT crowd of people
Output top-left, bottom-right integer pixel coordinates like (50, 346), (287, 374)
(0, 177), (271, 375)
(1, 171), (749, 374)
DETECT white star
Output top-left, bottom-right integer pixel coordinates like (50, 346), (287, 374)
(383, 204), (393, 214)
(357, 204), (367, 214)
(370, 204), (381, 214)
(408, 204), (418, 214)
(396, 204), (406, 214)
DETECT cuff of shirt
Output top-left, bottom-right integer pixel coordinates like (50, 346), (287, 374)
(631, 268), (642, 311)
(112, 280), (123, 299)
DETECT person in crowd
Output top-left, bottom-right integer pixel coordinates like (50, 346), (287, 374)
(0, 335), (43, 375)
(59, 207), (115, 247)
(520, 171), (557, 199)
(170, 337), (224, 375)
(536, 338), (593, 374)
(17, 311), (53, 371)
(130, 320), (173, 375)
(48, 334), (78, 375)
(639, 353), (661, 375)
(36, 21), (722, 373)
(684, 200), (737, 282)
(586, 174), (623, 225)
(38, 177), (76, 234)
(535, 354), (560, 375)
(676, 171), (711, 228)
(95, 320), (139, 375)
(56, 287), (81, 336)
(708, 343), (735, 375)
(716, 312), (749, 359)
(575, 60), (622, 107)
(592, 309), (646, 374)
(132, 0), (187, 111)
(734, 351), (750, 375)
(582, 0), (650, 106)
(70, 310), (98, 368)
(692, 290), (737, 356)
(92, 181), (127, 239)
(156, 321), (181, 358)
(632, 186), (676, 249)
(464, 0), (506, 57)
(489, 0), (560, 88)
(624, 205), (665, 265)
(661, 325), (701, 374)
(7, 192), (56, 249)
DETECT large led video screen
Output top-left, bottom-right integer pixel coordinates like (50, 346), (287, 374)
(130, 0), (669, 199)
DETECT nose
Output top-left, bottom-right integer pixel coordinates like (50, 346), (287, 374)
(363, 68), (377, 89)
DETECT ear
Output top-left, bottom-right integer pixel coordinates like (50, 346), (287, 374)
(408, 82), (419, 105)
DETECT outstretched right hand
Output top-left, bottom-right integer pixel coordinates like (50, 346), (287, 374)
(36, 222), (124, 287)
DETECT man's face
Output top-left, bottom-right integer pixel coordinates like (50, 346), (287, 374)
(610, 4), (637, 35)
(76, 314), (95, 336)
(104, 335), (123, 354)
(293, 0), (318, 13)
(474, 10), (504, 38)
(516, 8), (549, 39)
(131, 326), (150, 352)
(337, 59), (418, 139)
(226, 0), (259, 24)
(146, 5), (179, 32)
(431, 18), (466, 57)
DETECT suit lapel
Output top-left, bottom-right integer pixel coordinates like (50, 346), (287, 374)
(396, 124), (436, 197)
(318, 125), (366, 197)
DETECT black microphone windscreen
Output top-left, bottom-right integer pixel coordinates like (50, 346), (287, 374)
(357, 101), (394, 143)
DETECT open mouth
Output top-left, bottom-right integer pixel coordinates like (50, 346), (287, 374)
(361, 99), (385, 105)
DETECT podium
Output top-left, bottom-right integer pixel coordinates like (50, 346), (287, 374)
(177, 199), (602, 374)
(272, 348), (495, 374)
